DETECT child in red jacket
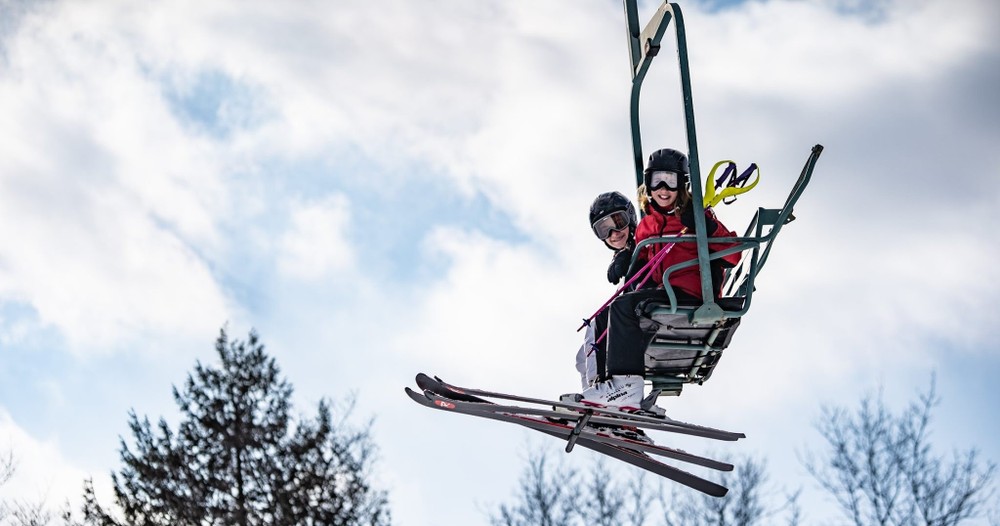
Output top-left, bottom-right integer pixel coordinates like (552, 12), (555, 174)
(635, 149), (741, 298)
(571, 149), (739, 413)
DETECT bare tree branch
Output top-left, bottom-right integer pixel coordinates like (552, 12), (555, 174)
(489, 445), (578, 526)
(0, 448), (15, 487)
(804, 378), (996, 526)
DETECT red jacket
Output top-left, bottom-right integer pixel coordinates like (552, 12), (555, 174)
(634, 207), (741, 299)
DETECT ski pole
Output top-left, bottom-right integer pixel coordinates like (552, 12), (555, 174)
(703, 160), (760, 208)
(578, 238), (670, 330)
(720, 162), (760, 205)
(703, 160), (734, 209)
(633, 239), (680, 291)
(590, 244), (682, 347)
(731, 162), (758, 186)
(578, 229), (686, 331)
(714, 162), (737, 190)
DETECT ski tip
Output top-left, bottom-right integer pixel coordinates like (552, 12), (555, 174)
(415, 373), (441, 392)
(405, 386), (445, 410)
(404, 386), (434, 400)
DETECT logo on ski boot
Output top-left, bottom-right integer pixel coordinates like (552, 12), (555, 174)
(606, 389), (629, 402)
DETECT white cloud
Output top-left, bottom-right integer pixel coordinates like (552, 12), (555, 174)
(689, 0), (995, 100)
(277, 194), (354, 280)
(0, 178), (229, 353)
(0, 2), (238, 353)
(0, 410), (91, 511)
(393, 227), (597, 388)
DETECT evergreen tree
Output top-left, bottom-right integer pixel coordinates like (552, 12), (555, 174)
(71, 328), (390, 526)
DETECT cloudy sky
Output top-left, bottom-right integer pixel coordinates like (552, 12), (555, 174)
(1, 0), (998, 524)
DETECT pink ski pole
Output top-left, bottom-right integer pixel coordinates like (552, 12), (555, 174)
(577, 229), (687, 331)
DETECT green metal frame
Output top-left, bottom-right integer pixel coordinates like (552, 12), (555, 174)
(622, 0), (823, 324)
(622, 1), (824, 395)
(624, 1), (718, 321)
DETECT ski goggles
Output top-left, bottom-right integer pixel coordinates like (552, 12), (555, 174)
(648, 170), (681, 191)
(592, 210), (630, 240)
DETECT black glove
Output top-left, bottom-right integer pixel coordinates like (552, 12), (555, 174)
(679, 205), (718, 235)
(607, 248), (633, 284)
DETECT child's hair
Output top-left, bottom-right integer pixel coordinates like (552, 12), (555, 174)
(637, 184), (650, 213)
(638, 183), (693, 214)
(676, 185), (693, 213)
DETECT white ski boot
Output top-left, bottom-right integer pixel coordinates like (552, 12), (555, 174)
(580, 375), (644, 408)
(560, 375), (666, 416)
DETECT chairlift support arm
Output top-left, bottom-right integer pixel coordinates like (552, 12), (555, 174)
(620, 3), (825, 397)
(623, 0), (716, 316)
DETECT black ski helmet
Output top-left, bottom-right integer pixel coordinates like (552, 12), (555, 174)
(643, 148), (689, 191)
(589, 191), (637, 243)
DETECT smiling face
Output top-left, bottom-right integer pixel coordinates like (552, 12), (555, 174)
(650, 186), (678, 210)
(605, 227), (629, 250)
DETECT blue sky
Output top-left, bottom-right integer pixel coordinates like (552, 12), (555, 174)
(1, 0), (999, 524)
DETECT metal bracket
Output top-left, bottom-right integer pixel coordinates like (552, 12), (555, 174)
(565, 410), (594, 453)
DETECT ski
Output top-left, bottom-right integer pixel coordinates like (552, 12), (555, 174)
(405, 387), (729, 497)
(416, 373), (744, 442)
(416, 388), (733, 471)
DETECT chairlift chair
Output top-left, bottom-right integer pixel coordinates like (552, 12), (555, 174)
(621, 1), (824, 396)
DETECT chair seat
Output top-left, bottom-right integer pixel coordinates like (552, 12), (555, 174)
(639, 299), (743, 396)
